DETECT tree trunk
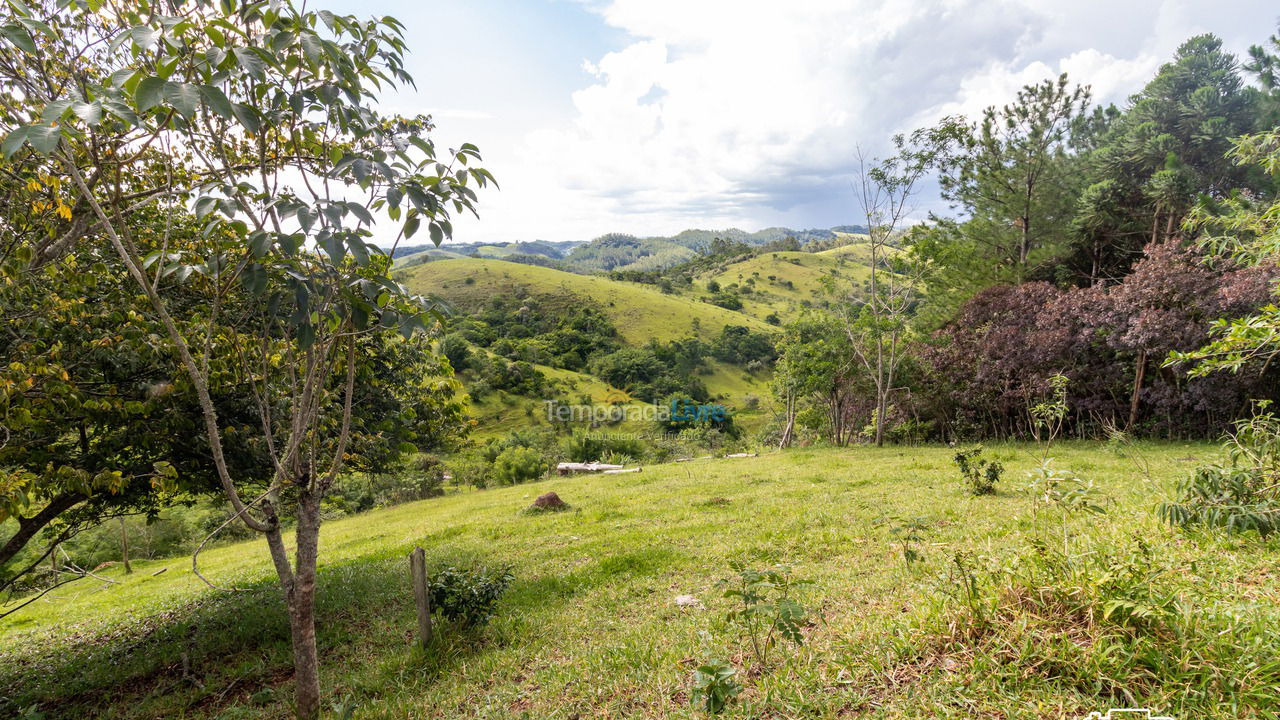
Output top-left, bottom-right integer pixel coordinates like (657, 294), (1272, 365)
(1019, 217), (1030, 280)
(119, 517), (132, 574)
(778, 390), (796, 449)
(1127, 349), (1147, 431)
(874, 390), (887, 447)
(287, 488), (322, 720)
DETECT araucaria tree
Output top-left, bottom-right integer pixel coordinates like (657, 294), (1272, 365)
(0, 2), (491, 717)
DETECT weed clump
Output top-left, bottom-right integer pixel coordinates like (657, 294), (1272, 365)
(915, 537), (1280, 714)
(1163, 402), (1280, 537)
(953, 445), (1002, 495)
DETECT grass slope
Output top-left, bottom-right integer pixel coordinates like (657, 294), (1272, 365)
(6, 443), (1278, 719)
(695, 251), (872, 323)
(398, 259), (775, 346)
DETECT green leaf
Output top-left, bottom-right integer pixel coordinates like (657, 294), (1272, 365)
(16, 17), (55, 41)
(164, 82), (199, 118)
(296, 323), (316, 349)
(429, 222), (444, 246)
(248, 231), (272, 258)
(240, 263), (268, 294)
(198, 85), (234, 119)
(297, 207), (316, 234)
(232, 47), (266, 80)
(319, 232), (345, 264)
(349, 237), (370, 266)
(231, 103), (261, 134)
(130, 25), (160, 50)
(134, 76), (166, 112)
(403, 214), (420, 239)
(26, 125), (61, 155)
(300, 33), (323, 66)
(2, 126), (30, 159)
(346, 202), (374, 226)
(40, 99), (71, 123)
(71, 101), (102, 125)
(193, 196), (219, 218)
(0, 25), (37, 55)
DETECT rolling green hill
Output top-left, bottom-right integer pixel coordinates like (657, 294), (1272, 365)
(398, 259), (776, 423)
(691, 249), (874, 324)
(398, 259), (775, 345)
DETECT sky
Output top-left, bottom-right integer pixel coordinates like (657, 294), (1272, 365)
(326, 0), (1280, 247)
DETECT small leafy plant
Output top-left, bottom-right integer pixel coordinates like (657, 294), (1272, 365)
(689, 658), (742, 714)
(891, 516), (930, 566)
(1027, 459), (1105, 515)
(428, 565), (514, 628)
(1162, 401), (1280, 537)
(1028, 373), (1069, 458)
(953, 445), (1003, 495)
(718, 562), (811, 666)
(491, 446), (549, 485)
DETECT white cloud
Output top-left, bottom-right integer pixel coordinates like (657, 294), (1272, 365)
(438, 0), (1277, 244)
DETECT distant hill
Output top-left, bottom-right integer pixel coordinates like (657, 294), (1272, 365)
(392, 226), (871, 275)
(393, 239), (582, 267)
(394, 258), (777, 417)
(396, 258), (774, 345)
(562, 225), (868, 274)
(693, 248), (874, 324)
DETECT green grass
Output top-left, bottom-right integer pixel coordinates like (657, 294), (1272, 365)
(6, 442), (1280, 719)
(399, 258), (774, 345)
(695, 251), (873, 324)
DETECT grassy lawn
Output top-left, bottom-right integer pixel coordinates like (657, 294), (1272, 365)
(4, 442), (1279, 719)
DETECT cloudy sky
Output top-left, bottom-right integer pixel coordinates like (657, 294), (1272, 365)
(327, 0), (1279, 246)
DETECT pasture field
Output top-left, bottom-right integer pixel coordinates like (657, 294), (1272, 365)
(4, 442), (1278, 719)
(397, 258), (775, 345)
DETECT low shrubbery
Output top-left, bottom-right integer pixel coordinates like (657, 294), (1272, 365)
(953, 445), (1003, 495)
(428, 565), (515, 628)
(1163, 403), (1280, 537)
(491, 446), (550, 485)
(912, 536), (1280, 714)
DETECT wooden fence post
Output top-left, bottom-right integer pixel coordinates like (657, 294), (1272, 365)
(409, 547), (432, 648)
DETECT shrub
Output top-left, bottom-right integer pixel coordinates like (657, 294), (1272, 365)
(913, 536), (1280, 716)
(1162, 402), (1280, 537)
(953, 446), (1002, 495)
(706, 292), (743, 311)
(560, 429), (648, 463)
(447, 454), (491, 490)
(1026, 458), (1105, 514)
(429, 565), (514, 628)
(491, 446), (549, 485)
(437, 333), (472, 373)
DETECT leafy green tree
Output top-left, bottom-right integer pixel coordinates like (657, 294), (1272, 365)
(0, 243), (249, 587)
(1245, 23), (1280, 127)
(0, 2), (490, 716)
(772, 314), (858, 446)
(938, 75), (1090, 282)
(840, 129), (943, 446)
(1068, 35), (1265, 282)
(1174, 130), (1280, 374)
